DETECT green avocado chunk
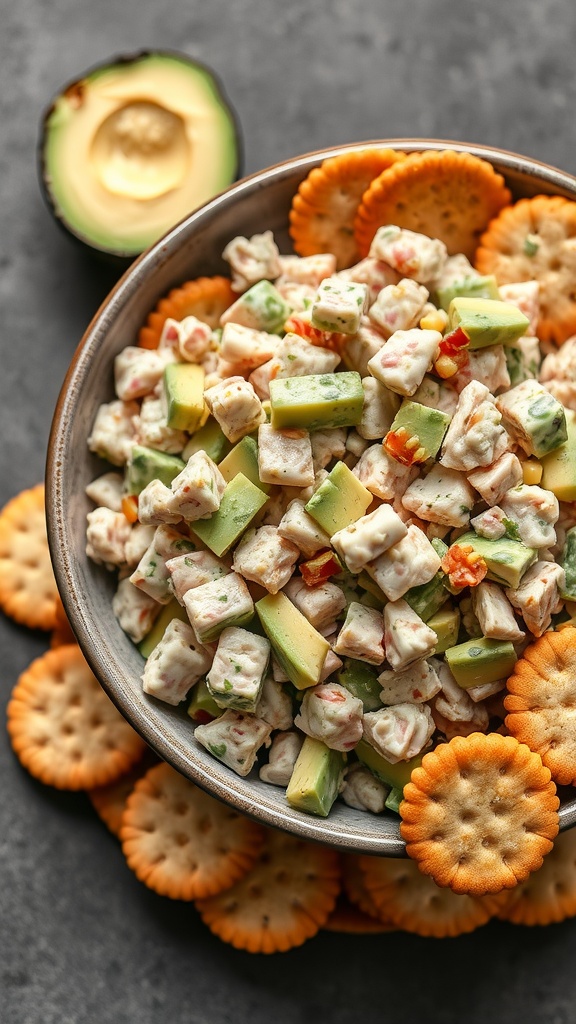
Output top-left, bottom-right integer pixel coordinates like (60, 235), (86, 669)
(305, 461), (372, 536)
(445, 637), (517, 689)
(387, 400), (451, 462)
(337, 658), (382, 712)
(404, 568), (449, 622)
(163, 362), (205, 432)
(182, 417), (231, 464)
(426, 605), (460, 653)
(435, 274), (500, 312)
(286, 737), (346, 817)
(448, 296), (530, 349)
(191, 472), (267, 556)
(218, 435), (270, 493)
(451, 531), (537, 589)
(124, 445), (185, 496)
(498, 380), (567, 458)
(559, 526), (576, 600)
(137, 598), (189, 659)
(541, 410), (576, 501)
(256, 592), (330, 690)
(355, 739), (422, 790)
(269, 372), (364, 431)
(186, 679), (223, 723)
(385, 787), (403, 814)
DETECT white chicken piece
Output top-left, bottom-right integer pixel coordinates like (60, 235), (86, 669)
(88, 399), (139, 466)
(85, 472), (124, 512)
(369, 225), (448, 284)
(467, 451), (524, 506)
(362, 702), (435, 763)
(277, 499), (332, 557)
(219, 322), (279, 371)
(194, 710), (272, 777)
(133, 396), (188, 455)
(499, 280), (540, 335)
(141, 619), (212, 706)
(257, 423), (314, 488)
(383, 599), (437, 671)
(232, 526), (299, 594)
(365, 526), (441, 603)
(368, 278), (429, 338)
(168, 451), (226, 522)
(255, 678), (294, 732)
(284, 577), (347, 632)
(367, 328), (441, 397)
(505, 560), (565, 637)
(471, 581), (525, 642)
(204, 376), (266, 443)
(378, 660), (442, 705)
(294, 682), (364, 752)
(222, 230), (282, 292)
(358, 377), (401, 440)
(440, 380), (509, 472)
(341, 317), (387, 378)
(340, 763), (389, 813)
(86, 508), (131, 569)
(353, 443), (417, 501)
(499, 484), (559, 548)
(401, 465), (476, 528)
(259, 731), (303, 786)
(332, 503), (407, 574)
(333, 602), (385, 666)
(112, 577), (161, 643)
(114, 346), (166, 402)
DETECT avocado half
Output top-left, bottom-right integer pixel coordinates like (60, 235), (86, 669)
(38, 50), (243, 261)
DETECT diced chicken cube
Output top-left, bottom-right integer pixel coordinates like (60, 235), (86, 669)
(451, 346), (511, 395)
(184, 572), (254, 644)
(432, 658), (477, 723)
(353, 443), (417, 501)
(402, 465), (476, 528)
(345, 429), (370, 457)
(161, 315), (213, 363)
(133, 396), (187, 455)
(332, 503), (408, 574)
(222, 231), (282, 292)
(249, 333), (340, 399)
(311, 277), (369, 335)
(358, 377), (401, 440)
(114, 346), (166, 402)
(204, 376), (266, 443)
(206, 627), (271, 712)
(259, 730), (303, 786)
(112, 577), (161, 643)
(506, 560), (565, 636)
(219, 322), (278, 371)
(85, 472), (124, 512)
(499, 280), (540, 335)
(137, 479), (182, 526)
(130, 526), (197, 604)
(255, 677), (294, 731)
(333, 602), (385, 665)
(369, 225), (448, 284)
(233, 526), (299, 594)
(366, 525), (441, 602)
(338, 257), (401, 303)
(471, 580), (525, 642)
(273, 279), (316, 312)
(124, 524), (156, 568)
(320, 648), (344, 680)
(367, 328), (441, 397)
(499, 484), (559, 548)
(277, 252), (337, 287)
(141, 619), (212, 705)
(440, 380), (508, 472)
(166, 550), (229, 604)
(368, 278), (429, 338)
(411, 375), (459, 416)
(294, 682), (364, 752)
(277, 499), (332, 557)
(430, 252), (479, 291)
(378, 659), (442, 705)
(194, 710), (272, 777)
(470, 506), (507, 540)
(341, 317), (387, 378)
(284, 577), (347, 632)
(257, 423), (314, 488)
(168, 451), (226, 522)
(88, 399), (139, 466)
(384, 599), (437, 671)
(467, 451), (523, 506)
(362, 702), (435, 763)
(340, 762), (388, 813)
(310, 428), (348, 471)
(86, 508), (131, 568)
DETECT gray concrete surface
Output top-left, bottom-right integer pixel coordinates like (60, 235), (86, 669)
(2, 1), (576, 1021)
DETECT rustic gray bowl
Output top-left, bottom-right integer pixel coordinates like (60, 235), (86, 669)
(47, 139), (576, 855)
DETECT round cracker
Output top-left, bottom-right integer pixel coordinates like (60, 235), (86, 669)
(7, 644), (146, 789)
(342, 853), (391, 922)
(400, 732), (559, 895)
(289, 148), (405, 270)
(195, 828), (341, 953)
(0, 483), (58, 631)
(476, 194), (576, 345)
(354, 149), (512, 261)
(505, 627), (576, 785)
(358, 853), (499, 938)
(497, 827), (576, 926)
(120, 761), (264, 901)
(88, 747), (160, 837)
(323, 895), (395, 934)
(138, 276), (235, 349)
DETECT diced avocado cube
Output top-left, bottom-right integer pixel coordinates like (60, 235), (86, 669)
(182, 417), (231, 464)
(435, 274), (500, 312)
(497, 380), (567, 458)
(256, 592), (330, 690)
(269, 372), (364, 431)
(445, 637), (517, 689)
(187, 679), (223, 723)
(448, 297), (530, 349)
(355, 738), (422, 790)
(163, 362), (205, 433)
(385, 786), (403, 814)
(191, 473), (268, 556)
(559, 526), (576, 600)
(452, 531), (537, 589)
(387, 400), (451, 462)
(541, 410), (576, 501)
(218, 435), (270, 493)
(305, 461), (372, 536)
(505, 336), (541, 387)
(426, 605), (460, 653)
(430, 537), (449, 559)
(240, 280), (291, 333)
(125, 445), (185, 495)
(404, 570), (449, 622)
(137, 598), (189, 659)
(337, 658), (382, 712)
(286, 736), (346, 817)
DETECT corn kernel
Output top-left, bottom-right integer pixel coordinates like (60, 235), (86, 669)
(522, 459), (543, 485)
(420, 310), (448, 333)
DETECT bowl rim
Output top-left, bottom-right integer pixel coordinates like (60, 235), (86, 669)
(47, 138), (576, 854)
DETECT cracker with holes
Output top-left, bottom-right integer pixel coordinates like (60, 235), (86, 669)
(120, 761), (264, 900)
(195, 827), (341, 953)
(323, 896), (395, 934)
(399, 732), (559, 895)
(505, 627), (576, 786)
(7, 644), (146, 789)
(0, 483), (59, 630)
(496, 827), (576, 926)
(88, 747), (160, 838)
(358, 852), (503, 937)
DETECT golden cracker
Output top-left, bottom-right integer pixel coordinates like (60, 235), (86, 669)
(88, 746), (160, 837)
(7, 644), (146, 789)
(355, 149), (512, 261)
(120, 761), (264, 900)
(0, 484), (58, 631)
(138, 276), (235, 349)
(400, 732), (559, 895)
(195, 828), (341, 953)
(323, 895), (395, 934)
(497, 827), (576, 926)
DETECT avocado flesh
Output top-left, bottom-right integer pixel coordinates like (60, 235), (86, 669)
(452, 531), (537, 589)
(40, 51), (241, 257)
(448, 297), (530, 349)
(541, 410), (576, 501)
(355, 739), (422, 790)
(137, 599), (189, 659)
(191, 473), (267, 557)
(286, 737), (345, 817)
(445, 637), (517, 689)
(256, 592), (329, 690)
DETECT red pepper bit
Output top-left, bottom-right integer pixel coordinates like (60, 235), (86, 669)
(284, 313), (347, 353)
(383, 426), (428, 466)
(121, 494), (139, 524)
(433, 327), (470, 379)
(191, 710), (216, 725)
(300, 549), (342, 586)
(441, 543), (487, 589)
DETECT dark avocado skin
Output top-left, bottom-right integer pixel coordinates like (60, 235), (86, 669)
(37, 49), (244, 267)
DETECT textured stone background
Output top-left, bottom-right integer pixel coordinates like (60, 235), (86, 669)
(2, 1), (576, 1021)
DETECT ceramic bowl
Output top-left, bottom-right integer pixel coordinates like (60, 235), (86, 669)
(47, 139), (576, 855)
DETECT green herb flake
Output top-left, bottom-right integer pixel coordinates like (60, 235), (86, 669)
(523, 234), (540, 257)
(209, 742), (227, 757)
